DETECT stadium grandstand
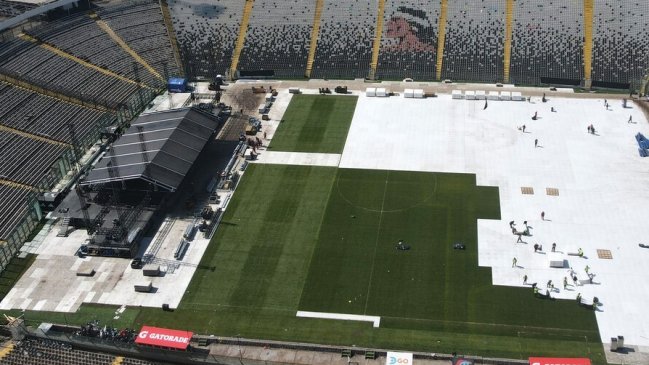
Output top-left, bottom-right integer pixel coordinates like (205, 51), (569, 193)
(0, 337), (157, 365)
(0, 0), (180, 273)
(167, 0), (649, 91)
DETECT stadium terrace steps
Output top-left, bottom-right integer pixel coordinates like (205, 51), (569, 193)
(503, 0), (514, 83)
(230, 0), (255, 77)
(305, 0), (325, 78)
(435, 0), (448, 80)
(0, 179), (39, 192)
(583, 0), (594, 84)
(0, 342), (14, 360)
(368, 0), (386, 80)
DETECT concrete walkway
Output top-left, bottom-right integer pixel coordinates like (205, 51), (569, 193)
(209, 344), (455, 365)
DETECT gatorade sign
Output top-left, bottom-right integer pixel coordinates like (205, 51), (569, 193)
(386, 351), (413, 365)
(529, 358), (591, 365)
(135, 325), (193, 350)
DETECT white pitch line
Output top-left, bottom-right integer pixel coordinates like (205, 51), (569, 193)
(296, 311), (381, 328)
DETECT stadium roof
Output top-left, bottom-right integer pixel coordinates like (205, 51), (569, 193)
(82, 108), (219, 192)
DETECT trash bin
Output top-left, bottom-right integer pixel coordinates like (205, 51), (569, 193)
(617, 335), (624, 348)
(610, 337), (618, 351)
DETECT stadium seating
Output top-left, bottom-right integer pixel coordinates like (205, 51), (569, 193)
(510, 1), (584, 85)
(0, 38), (141, 109)
(375, 1), (440, 80)
(0, 130), (68, 187)
(237, 0), (313, 78)
(0, 186), (33, 244)
(97, 1), (182, 79)
(0, 338), (156, 365)
(26, 15), (162, 87)
(441, 0), (505, 83)
(0, 82), (108, 145)
(168, 0), (245, 78)
(592, 1), (648, 89)
(164, 0), (649, 85)
(310, 0), (377, 79)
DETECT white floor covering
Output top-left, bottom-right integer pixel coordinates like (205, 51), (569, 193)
(339, 93), (649, 352)
(253, 151), (341, 167)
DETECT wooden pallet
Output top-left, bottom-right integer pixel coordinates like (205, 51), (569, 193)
(521, 187), (534, 195)
(546, 187), (559, 196)
(597, 249), (612, 259)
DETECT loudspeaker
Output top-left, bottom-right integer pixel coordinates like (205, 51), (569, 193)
(162, 304), (170, 311)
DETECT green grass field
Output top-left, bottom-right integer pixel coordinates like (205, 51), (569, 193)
(268, 94), (357, 153)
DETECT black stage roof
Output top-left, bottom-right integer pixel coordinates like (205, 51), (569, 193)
(82, 108), (219, 192)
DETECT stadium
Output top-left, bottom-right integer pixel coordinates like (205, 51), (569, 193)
(0, 0), (647, 364)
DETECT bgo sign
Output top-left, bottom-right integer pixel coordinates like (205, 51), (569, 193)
(386, 351), (413, 365)
(453, 359), (474, 365)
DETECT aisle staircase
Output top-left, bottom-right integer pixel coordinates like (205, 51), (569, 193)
(0, 343), (14, 360)
(503, 0), (514, 83)
(0, 178), (39, 192)
(229, 0), (255, 78)
(435, 0), (448, 80)
(94, 17), (163, 81)
(0, 124), (71, 147)
(368, 0), (386, 80)
(305, 0), (324, 78)
(583, 0), (594, 88)
(0, 72), (110, 112)
(57, 217), (71, 237)
(159, 0), (184, 76)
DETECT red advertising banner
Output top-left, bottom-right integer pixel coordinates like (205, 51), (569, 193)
(529, 358), (591, 365)
(135, 326), (193, 350)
